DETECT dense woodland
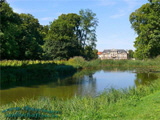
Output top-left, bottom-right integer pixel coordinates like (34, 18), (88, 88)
(0, 0), (160, 60)
(0, 0), (98, 60)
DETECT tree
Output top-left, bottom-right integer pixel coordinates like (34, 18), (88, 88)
(130, 0), (160, 59)
(148, 0), (160, 3)
(17, 13), (43, 59)
(128, 50), (134, 59)
(84, 46), (98, 60)
(78, 9), (98, 60)
(0, 2), (43, 60)
(0, 2), (21, 59)
(79, 9), (98, 49)
(44, 13), (82, 60)
(44, 10), (99, 60)
(40, 25), (49, 40)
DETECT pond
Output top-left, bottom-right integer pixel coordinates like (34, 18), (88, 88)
(0, 67), (159, 105)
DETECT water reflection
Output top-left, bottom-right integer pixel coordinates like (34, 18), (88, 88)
(134, 73), (158, 86)
(0, 67), (159, 105)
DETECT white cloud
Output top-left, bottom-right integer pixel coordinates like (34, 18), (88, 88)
(12, 7), (47, 14)
(110, 9), (126, 19)
(109, 0), (139, 19)
(110, 12), (125, 19)
(98, 0), (116, 6)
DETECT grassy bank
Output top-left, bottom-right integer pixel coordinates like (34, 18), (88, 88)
(0, 61), (77, 83)
(0, 79), (160, 119)
(64, 56), (160, 71)
(1, 57), (160, 83)
(1, 56), (160, 69)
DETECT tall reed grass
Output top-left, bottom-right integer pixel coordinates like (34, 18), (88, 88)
(1, 57), (160, 83)
(1, 56), (160, 68)
(0, 60), (56, 66)
(66, 56), (160, 69)
(1, 61), (77, 83)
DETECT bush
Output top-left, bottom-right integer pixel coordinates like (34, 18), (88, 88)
(68, 56), (86, 68)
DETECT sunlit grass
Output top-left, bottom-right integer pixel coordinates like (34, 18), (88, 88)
(1, 57), (160, 83)
(1, 56), (160, 68)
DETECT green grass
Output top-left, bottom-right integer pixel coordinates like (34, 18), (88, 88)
(66, 56), (160, 70)
(1, 79), (160, 120)
(112, 91), (160, 120)
(0, 61), (77, 83)
(1, 56), (160, 69)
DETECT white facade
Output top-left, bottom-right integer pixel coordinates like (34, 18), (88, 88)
(99, 49), (128, 60)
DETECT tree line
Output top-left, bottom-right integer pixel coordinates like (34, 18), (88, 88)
(130, 0), (160, 59)
(1, 0), (160, 60)
(0, 0), (98, 60)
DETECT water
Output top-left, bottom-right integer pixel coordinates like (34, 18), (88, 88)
(0, 68), (158, 105)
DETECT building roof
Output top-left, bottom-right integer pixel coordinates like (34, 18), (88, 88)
(103, 49), (127, 53)
(97, 52), (102, 55)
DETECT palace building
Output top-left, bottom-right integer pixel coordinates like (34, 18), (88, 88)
(98, 49), (128, 60)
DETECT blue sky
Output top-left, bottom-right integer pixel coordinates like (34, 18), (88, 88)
(7, 0), (148, 51)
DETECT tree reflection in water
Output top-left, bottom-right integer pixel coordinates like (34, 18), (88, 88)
(134, 73), (158, 86)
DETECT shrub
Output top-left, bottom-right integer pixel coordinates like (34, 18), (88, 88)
(68, 56), (86, 68)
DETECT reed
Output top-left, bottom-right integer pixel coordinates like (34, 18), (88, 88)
(1, 57), (160, 83)
(1, 62), (77, 83)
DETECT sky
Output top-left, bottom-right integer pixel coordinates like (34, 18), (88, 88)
(7, 0), (148, 51)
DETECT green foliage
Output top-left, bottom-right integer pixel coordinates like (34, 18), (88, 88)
(78, 58), (160, 69)
(79, 9), (98, 49)
(18, 13), (43, 59)
(148, 0), (160, 3)
(68, 56), (86, 68)
(84, 46), (98, 60)
(2, 106), (61, 119)
(0, 2), (43, 60)
(44, 13), (82, 60)
(0, 63), (56, 83)
(44, 9), (98, 60)
(128, 49), (134, 59)
(130, 2), (160, 59)
(0, 60), (77, 83)
(1, 2), (98, 60)
(79, 9), (98, 60)
(0, 2), (21, 59)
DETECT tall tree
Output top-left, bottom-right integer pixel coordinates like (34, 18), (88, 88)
(0, 2), (43, 60)
(0, 1), (21, 59)
(44, 10), (98, 60)
(130, 0), (160, 59)
(17, 13), (43, 59)
(79, 9), (98, 49)
(44, 13), (82, 60)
